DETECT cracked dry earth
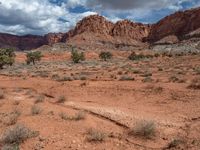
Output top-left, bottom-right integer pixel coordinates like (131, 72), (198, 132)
(0, 53), (200, 150)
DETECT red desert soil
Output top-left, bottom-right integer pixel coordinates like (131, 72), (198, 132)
(0, 51), (200, 150)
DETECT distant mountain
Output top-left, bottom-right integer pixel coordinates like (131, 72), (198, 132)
(0, 33), (65, 50)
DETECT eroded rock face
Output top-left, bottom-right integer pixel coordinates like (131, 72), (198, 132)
(148, 7), (200, 42)
(70, 15), (114, 36)
(44, 33), (65, 46)
(65, 15), (151, 48)
(66, 15), (150, 41)
(111, 20), (150, 41)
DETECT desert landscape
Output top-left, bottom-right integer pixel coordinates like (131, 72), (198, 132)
(0, 2), (200, 150)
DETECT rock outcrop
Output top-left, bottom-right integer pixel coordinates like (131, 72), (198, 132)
(44, 33), (65, 46)
(65, 15), (151, 49)
(111, 20), (150, 41)
(148, 7), (200, 43)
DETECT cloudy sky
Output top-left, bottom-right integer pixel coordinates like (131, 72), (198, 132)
(0, 0), (199, 35)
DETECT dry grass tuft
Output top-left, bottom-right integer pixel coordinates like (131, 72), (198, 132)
(72, 111), (86, 121)
(31, 105), (42, 115)
(86, 128), (106, 142)
(129, 120), (156, 139)
(34, 95), (45, 104)
(57, 96), (66, 103)
(188, 77), (200, 90)
(0, 89), (5, 99)
(0, 124), (39, 146)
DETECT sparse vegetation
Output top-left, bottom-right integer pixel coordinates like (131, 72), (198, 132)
(34, 95), (45, 104)
(166, 138), (183, 149)
(142, 76), (153, 82)
(4, 113), (20, 126)
(1, 144), (20, 150)
(71, 47), (85, 63)
(59, 112), (69, 120)
(0, 124), (39, 149)
(13, 101), (20, 105)
(59, 111), (86, 121)
(128, 52), (153, 61)
(169, 75), (179, 83)
(0, 89), (4, 99)
(194, 67), (200, 75)
(31, 105), (42, 115)
(119, 76), (135, 81)
(73, 111), (86, 121)
(86, 128), (106, 142)
(0, 48), (15, 69)
(57, 95), (66, 103)
(99, 52), (112, 61)
(26, 51), (43, 65)
(129, 120), (156, 139)
(188, 77), (200, 89)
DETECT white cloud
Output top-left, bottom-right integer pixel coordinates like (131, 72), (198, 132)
(0, 0), (96, 35)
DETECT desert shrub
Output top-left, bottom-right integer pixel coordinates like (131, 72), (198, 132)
(99, 52), (112, 61)
(60, 76), (73, 81)
(158, 67), (163, 71)
(142, 77), (153, 82)
(4, 112), (20, 126)
(169, 75), (179, 82)
(154, 53), (160, 57)
(26, 51), (43, 65)
(119, 76), (135, 81)
(31, 105), (42, 115)
(128, 52), (153, 61)
(141, 72), (152, 77)
(0, 124), (39, 146)
(13, 101), (20, 105)
(188, 77), (200, 89)
(194, 67), (200, 75)
(0, 48), (15, 69)
(34, 95), (45, 104)
(1, 144), (20, 150)
(0, 89), (4, 99)
(72, 111), (86, 121)
(129, 120), (156, 139)
(51, 74), (60, 80)
(86, 128), (106, 142)
(71, 47), (85, 63)
(59, 111), (86, 121)
(79, 76), (87, 80)
(57, 96), (66, 103)
(59, 112), (69, 120)
(166, 139), (184, 149)
(195, 43), (200, 50)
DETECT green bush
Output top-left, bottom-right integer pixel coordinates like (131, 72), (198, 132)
(0, 48), (15, 69)
(26, 51), (43, 65)
(99, 52), (112, 61)
(71, 47), (85, 63)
